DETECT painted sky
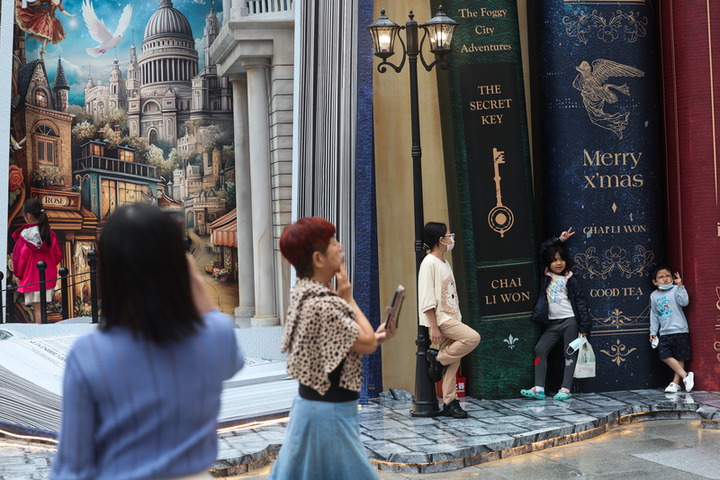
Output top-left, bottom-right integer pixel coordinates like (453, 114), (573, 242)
(23, 0), (223, 106)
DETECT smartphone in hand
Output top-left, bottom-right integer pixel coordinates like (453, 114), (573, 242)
(384, 285), (405, 329)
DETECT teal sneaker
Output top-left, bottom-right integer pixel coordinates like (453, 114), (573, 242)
(520, 387), (546, 400)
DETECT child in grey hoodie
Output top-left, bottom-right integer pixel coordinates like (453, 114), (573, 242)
(649, 265), (693, 393)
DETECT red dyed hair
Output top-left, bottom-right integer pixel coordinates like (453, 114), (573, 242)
(280, 217), (336, 278)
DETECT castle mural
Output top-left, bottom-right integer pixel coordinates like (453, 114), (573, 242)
(8, 0), (238, 322)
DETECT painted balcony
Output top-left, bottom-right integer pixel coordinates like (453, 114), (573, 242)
(243, 0), (294, 16)
(73, 156), (157, 179)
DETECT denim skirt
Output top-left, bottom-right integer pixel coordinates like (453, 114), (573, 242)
(268, 395), (377, 480)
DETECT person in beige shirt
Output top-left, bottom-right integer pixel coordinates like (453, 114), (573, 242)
(419, 222), (481, 418)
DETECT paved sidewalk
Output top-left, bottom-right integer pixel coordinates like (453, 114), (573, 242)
(2, 389), (720, 479)
(226, 419), (720, 479)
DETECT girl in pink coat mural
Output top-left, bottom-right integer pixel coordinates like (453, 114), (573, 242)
(12, 198), (62, 323)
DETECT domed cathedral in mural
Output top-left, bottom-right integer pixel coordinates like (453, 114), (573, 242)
(84, 0), (232, 147)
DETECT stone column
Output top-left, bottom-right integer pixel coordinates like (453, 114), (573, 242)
(231, 77), (255, 324)
(242, 58), (279, 327)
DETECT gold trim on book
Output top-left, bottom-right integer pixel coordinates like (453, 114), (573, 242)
(667, 0), (683, 274)
(591, 329), (651, 336)
(707, 0), (718, 206)
(562, 11), (648, 45)
(572, 245), (655, 280)
(715, 286), (720, 363)
(564, 1), (646, 4)
(479, 311), (533, 322)
(599, 339), (638, 366)
(594, 308), (648, 329)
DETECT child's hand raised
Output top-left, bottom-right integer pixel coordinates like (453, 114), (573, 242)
(674, 272), (683, 287)
(559, 227), (575, 242)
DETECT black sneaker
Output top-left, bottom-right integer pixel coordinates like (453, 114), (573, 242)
(442, 399), (469, 419)
(426, 348), (444, 383)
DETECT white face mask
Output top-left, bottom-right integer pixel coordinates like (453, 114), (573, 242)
(566, 336), (586, 355)
(658, 283), (673, 291)
(441, 237), (455, 252)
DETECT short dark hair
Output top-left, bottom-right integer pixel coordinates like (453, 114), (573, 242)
(423, 222), (447, 250)
(22, 198), (51, 247)
(98, 203), (202, 344)
(541, 242), (573, 273)
(279, 217), (336, 278)
(652, 264), (673, 281)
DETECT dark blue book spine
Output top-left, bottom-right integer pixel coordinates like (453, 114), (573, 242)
(357, 0), (382, 402)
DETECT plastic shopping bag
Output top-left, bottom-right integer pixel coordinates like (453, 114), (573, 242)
(573, 338), (596, 378)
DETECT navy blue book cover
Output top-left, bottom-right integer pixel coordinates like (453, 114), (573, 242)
(535, 0), (665, 391)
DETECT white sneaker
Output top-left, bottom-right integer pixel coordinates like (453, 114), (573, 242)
(665, 382), (681, 393)
(683, 372), (694, 392)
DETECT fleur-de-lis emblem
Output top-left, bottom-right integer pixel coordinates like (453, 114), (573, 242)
(600, 339), (637, 366)
(503, 334), (519, 349)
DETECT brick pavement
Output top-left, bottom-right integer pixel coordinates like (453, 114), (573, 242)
(2, 389), (720, 479)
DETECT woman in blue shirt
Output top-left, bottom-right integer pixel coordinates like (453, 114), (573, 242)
(51, 203), (244, 480)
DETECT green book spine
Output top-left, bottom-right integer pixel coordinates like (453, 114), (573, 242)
(442, 0), (539, 398)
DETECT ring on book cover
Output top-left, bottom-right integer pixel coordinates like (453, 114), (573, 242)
(488, 205), (514, 237)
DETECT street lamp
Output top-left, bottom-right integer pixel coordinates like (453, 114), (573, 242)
(369, 6), (458, 417)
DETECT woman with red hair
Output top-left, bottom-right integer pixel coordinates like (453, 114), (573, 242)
(269, 216), (396, 479)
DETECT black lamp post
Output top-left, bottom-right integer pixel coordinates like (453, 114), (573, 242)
(369, 6), (458, 417)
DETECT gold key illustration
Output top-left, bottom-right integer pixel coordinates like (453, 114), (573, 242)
(487, 148), (514, 237)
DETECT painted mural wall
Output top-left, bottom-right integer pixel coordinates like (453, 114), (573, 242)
(7, 0), (238, 322)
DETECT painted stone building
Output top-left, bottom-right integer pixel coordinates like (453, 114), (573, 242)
(84, 0), (232, 146)
(210, 0), (295, 326)
(73, 140), (159, 220)
(10, 55), (100, 320)
(18, 59), (73, 189)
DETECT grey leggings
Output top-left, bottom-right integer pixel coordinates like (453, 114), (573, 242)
(534, 317), (578, 390)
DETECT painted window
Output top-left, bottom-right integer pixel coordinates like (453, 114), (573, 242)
(101, 180), (144, 218)
(119, 149), (134, 162)
(35, 89), (48, 108)
(34, 124), (57, 165)
(90, 143), (104, 156)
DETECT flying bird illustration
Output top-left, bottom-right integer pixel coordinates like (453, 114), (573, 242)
(572, 59), (644, 139)
(82, 0), (132, 57)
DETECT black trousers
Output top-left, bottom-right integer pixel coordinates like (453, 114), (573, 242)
(534, 317), (578, 390)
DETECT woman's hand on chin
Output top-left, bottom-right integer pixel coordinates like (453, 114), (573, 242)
(334, 264), (353, 303)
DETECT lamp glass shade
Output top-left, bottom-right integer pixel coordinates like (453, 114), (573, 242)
(369, 9), (400, 59)
(423, 6), (458, 54)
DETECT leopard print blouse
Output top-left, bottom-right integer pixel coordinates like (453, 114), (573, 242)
(280, 278), (362, 395)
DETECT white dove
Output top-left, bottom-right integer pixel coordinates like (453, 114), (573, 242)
(82, 0), (132, 57)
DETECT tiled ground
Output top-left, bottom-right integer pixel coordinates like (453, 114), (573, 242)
(2, 389), (720, 479)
